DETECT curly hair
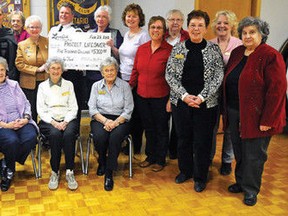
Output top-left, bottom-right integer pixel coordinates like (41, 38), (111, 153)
(211, 10), (238, 36)
(121, 3), (145, 27)
(238, 17), (269, 43)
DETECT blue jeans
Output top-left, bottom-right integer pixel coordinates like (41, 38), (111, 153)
(0, 123), (37, 171)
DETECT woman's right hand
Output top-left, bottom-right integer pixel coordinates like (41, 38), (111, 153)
(183, 94), (200, 108)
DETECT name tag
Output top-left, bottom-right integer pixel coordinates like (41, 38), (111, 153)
(62, 91), (70, 96)
(98, 90), (106, 95)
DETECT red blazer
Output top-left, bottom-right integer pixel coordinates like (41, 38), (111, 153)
(223, 44), (287, 139)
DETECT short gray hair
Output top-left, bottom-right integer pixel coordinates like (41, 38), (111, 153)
(25, 15), (43, 29)
(238, 16), (269, 43)
(100, 57), (119, 73)
(94, 5), (112, 22)
(0, 57), (8, 71)
(46, 57), (65, 72)
(166, 9), (184, 20)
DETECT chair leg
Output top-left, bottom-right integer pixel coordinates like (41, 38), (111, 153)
(30, 150), (38, 179)
(77, 136), (85, 174)
(128, 136), (133, 178)
(85, 135), (92, 175)
(38, 137), (43, 178)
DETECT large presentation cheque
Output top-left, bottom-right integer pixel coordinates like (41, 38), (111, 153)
(49, 32), (111, 70)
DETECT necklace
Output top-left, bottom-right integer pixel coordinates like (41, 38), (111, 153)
(128, 28), (141, 40)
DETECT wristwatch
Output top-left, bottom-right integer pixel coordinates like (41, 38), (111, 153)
(23, 114), (31, 120)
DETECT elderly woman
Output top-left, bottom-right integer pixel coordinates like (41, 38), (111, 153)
(223, 17), (286, 206)
(9, 10), (29, 43)
(165, 9), (189, 46)
(0, 57), (38, 191)
(119, 3), (150, 154)
(15, 15), (48, 122)
(130, 16), (172, 172)
(86, 5), (123, 102)
(37, 57), (79, 191)
(165, 9), (189, 160)
(210, 10), (242, 175)
(166, 10), (224, 192)
(88, 57), (133, 191)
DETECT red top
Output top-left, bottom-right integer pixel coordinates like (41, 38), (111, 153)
(129, 40), (172, 98)
(164, 29), (189, 42)
(223, 44), (287, 138)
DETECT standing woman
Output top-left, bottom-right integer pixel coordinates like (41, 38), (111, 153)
(166, 10), (224, 192)
(119, 3), (150, 154)
(9, 11), (29, 43)
(0, 57), (38, 191)
(223, 17), (286, 206)
(165, 9), (189, 159)
(130, 16), (172, 172)
(210, 10), (242, 175)
(15, 15), (48, 122)
(86, 5), (123, 98)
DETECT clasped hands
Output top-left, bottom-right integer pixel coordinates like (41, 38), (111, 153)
(183, 94), (202, 108)
(0, 118), (28, 130)
(51, 120), (68, 131)
(103, 119), (119, 132)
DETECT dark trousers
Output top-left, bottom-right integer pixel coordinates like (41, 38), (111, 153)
(62, 70), (83, 130)
(0, 124), (37, 171)
(39, 119), (78, 173)
(172, 100), (217, 183)
(227, 107), (271, 195)
(130, 89), (144, 153)
(137, 95), (169, 166)
(168, 115), (178, 157)
(90, 115), (130, 171)
(22, 81), (42, 122)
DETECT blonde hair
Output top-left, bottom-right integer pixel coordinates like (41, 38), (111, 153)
(211, 10), (238, 36)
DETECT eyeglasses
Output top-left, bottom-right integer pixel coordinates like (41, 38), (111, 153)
(167, 18), (183, 23)
(188, 24), (205, 29)
(150, 26), (163, 30)
(28, 26), (41, 30)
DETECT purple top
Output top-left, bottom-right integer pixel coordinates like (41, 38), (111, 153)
(14, 29), (29, 43)
(0, 78), (38, 131)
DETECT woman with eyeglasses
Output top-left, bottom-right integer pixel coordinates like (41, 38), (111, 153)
(165, 9), (190, 160)
(15, 15), (48, 122)
(166, 10), (224, 192)
(130, 16), (172, 172)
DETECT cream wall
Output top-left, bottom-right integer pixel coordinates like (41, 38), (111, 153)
(32, 0), (288, 50)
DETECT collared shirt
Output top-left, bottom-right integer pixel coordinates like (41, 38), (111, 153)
(37, 78), (78, 123)
(49, 77), (62, 87)
(88, 77), (134, 121)
(14, 29), (29, 43)
(48, 22), (82, 37)
(129, 40), (172, 98)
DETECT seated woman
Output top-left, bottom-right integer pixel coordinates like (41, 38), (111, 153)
(88, 57), (133, 191)
(0, 57), (38, 192)
(37, 57), (79, 191)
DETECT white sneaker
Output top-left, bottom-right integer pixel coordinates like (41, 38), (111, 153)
(48, 171), (59, 190)
(66, 169), (78, 190)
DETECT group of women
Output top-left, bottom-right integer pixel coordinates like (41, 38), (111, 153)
(0, 3), (287, 207)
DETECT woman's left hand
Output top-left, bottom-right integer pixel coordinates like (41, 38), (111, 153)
(106, 39), (114, 48)
(260, 125), (271, 131)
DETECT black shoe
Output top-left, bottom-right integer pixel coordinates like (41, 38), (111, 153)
(175, 173), (192, 184)
(96, 164), (106, 176)
(0, 158), (6, 177)
(104, 175), (114, 191)
(244, 193), (257, 206)
(220, 163), (232, 175)
(228, 183), (243, 193)
(194, 182), (206, 192)
(169, 154), (177, 160)
(1, 168), (13, 192)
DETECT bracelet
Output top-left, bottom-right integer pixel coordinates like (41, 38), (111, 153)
(23, 114), (31, 120)
(103, 118), (108, 124)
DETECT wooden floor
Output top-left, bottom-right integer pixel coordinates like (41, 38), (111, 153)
(1, 130), (288, 215)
